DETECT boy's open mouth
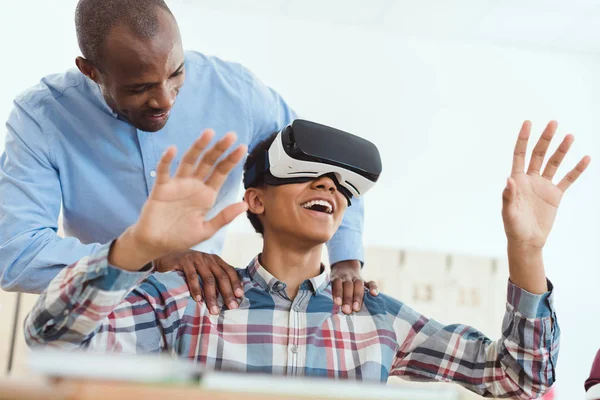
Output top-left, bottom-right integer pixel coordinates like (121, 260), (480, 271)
(300, 199), (334, 215)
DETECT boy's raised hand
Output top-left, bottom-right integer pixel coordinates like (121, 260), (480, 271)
(109, 130), (248, 271)
(502, 120), (590, 293)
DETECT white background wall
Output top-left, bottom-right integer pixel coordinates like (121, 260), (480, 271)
(1, 1), (599, 397)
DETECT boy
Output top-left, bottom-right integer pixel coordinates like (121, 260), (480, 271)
(25, 120), (590, 399)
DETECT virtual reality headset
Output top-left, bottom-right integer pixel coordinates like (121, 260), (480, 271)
(243, 119), (382, 204)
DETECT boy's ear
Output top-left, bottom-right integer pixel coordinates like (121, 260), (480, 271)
(244, 188), (265, 215)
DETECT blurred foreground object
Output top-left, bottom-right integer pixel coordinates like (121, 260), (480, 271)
(0, 349), (459, 400)
(586, 350), (600, 400)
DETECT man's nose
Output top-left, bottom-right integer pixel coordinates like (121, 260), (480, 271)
(148, 84), (176, 110)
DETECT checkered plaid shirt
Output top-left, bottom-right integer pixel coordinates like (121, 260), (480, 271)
(25, 242), (559, 399)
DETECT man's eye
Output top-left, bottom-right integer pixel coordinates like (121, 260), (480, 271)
(171, 70), (183, 78)
(129, 86), (148, 94)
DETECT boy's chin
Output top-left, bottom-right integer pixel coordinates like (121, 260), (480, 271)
(302, 232), (335, 245)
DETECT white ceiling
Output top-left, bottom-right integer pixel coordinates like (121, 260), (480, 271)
(171, 0), (600, 54)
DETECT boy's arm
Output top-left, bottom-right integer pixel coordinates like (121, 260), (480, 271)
(24, 242), (169, 352)
(25, 130), (248, 350)
(388, 279), (558, 399)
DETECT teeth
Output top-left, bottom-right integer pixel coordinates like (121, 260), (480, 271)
(301, 199), (333, 214)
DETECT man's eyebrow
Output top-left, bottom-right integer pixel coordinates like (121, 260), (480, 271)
(125, 63), (185, 89)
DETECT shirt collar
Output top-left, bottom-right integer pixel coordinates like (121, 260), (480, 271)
(247, 255), (330, 295)
(83, 75), (120, 119)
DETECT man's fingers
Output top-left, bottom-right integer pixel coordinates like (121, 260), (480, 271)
(512, 121), (531, 175)
(198, 265), (220, 315)
(155, 146), (177, 185)
(527, 120), (557, 175)
(219, 257), (244, 298)
(331, 279), (343, 306)
(205, 145), (248, 191)
(175, 130), (215, 178)
(194, 132), (237, 180)
(342, 280), (354, 315)
(557, 155), (591, 192)
(541, 134), (573, 180)
(352, 279), (364, 312)
(208, 261), (238, 311)
(181, 259), (203, 302)
(204, 202), (249, 237)
(366, 280), (379, 296)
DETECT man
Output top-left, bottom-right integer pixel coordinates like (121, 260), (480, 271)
(0, 0), (371, 314)
(25, 120), (591, 399)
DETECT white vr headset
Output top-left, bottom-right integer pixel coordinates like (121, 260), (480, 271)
(244, 119), (382, 204)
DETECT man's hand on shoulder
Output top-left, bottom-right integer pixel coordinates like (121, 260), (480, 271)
(155, 251), (243, 315)
(330, 260), (379, 315)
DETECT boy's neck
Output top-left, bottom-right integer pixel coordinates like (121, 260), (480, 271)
(260, 233), (324, 300)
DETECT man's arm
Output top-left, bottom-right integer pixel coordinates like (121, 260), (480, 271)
(0, 103), (101, 293)
(387, 280), (558, 399)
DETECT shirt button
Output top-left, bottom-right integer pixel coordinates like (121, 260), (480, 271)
(150, 170), (157, 178)
(273, 282), (284, 291)
(293, 305), (300, 312)
(63, 310), (69, 316)
(291, 345), (298, 354)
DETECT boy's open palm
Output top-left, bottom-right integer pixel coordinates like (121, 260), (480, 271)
(502, 120), (591, 249)
(131, 130), (248, 259)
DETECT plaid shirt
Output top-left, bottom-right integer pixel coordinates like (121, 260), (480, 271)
(25, 242), (559, 399)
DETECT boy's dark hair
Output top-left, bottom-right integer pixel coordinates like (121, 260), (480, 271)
(243, 132), (278, 235)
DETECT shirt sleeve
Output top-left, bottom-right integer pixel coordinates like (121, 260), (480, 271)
(24, 242), (177, 353)
(388, 280), (559, 399)
(0, 101), (101, 293)
(244, 68), (365, 266)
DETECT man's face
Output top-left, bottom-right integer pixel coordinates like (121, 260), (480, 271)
(249, 175), (348, 245)
(92, 9), (185, 132)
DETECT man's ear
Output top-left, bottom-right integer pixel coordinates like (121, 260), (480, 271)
(75, 56), (100, 83)
(244, 188), (265, 216)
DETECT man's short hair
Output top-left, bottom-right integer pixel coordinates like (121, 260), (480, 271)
(243, 133), (278, 235)
(75, 0), (174, 65)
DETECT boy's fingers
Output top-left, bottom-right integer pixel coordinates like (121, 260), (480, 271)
(194, 132), (237, 180)
(204, 202), (249, 237)
(541, 135), (573, 181)
(155, 146), (177, 185)
(527, 120), (557, 175)
(511, 121), (531, 175)
(205, 145), (247, 191)
(175, 130), (215, 178)
(557, 156), (591, 192)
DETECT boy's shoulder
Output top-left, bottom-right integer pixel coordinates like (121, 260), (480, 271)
(362, 289), (404, 317)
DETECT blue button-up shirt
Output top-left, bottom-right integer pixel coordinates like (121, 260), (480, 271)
(0, 51), (364, 293)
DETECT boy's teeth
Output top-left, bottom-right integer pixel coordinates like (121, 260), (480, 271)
(301, 200), (333, 213)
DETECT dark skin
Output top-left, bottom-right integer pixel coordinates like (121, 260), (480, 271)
(75, 8), (378, 315)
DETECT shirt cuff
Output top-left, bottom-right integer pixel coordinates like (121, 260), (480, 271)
(326, 227), (364, 267)
(506, 279), (555, 319)
(86, 241), (154, 292)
